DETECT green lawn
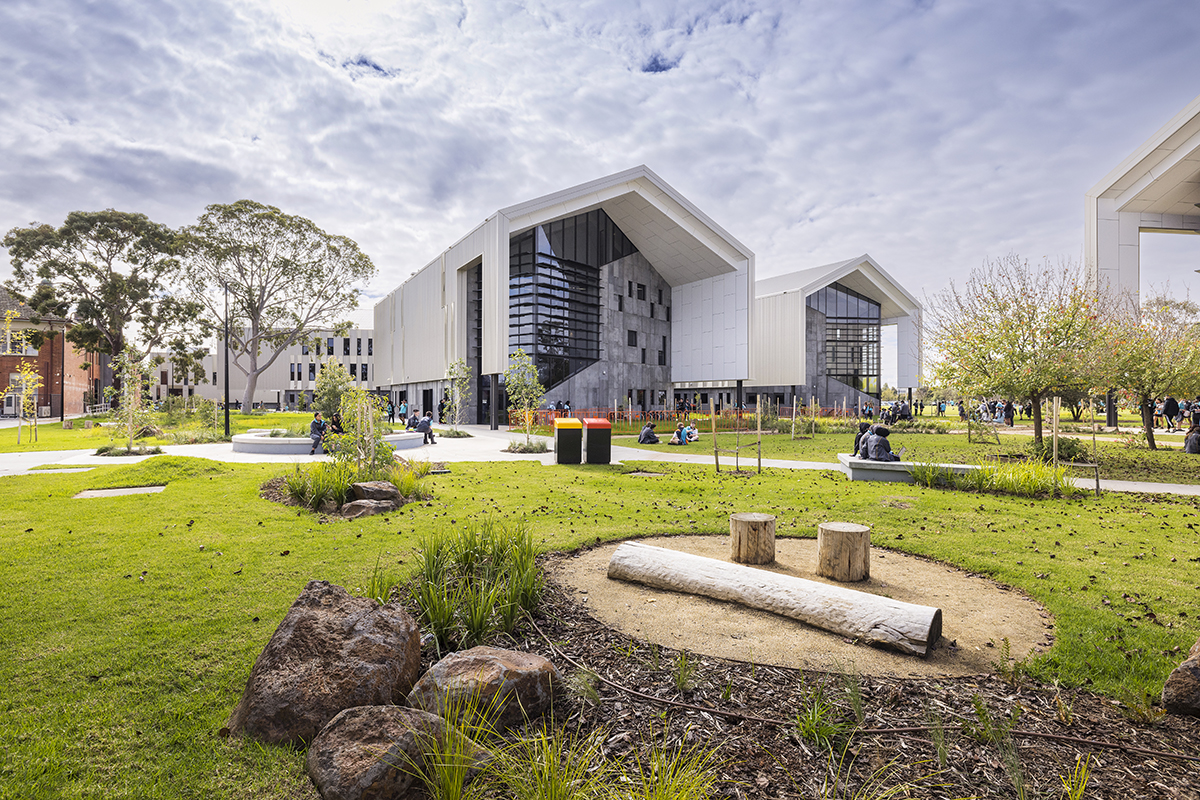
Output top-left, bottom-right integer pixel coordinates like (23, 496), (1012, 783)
(619, 429), (1200, 484)
(0, 412), (318, 453)
(1, 456), (1197, 798)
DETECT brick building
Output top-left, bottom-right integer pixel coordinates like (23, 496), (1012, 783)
(1, 289), (108, 419)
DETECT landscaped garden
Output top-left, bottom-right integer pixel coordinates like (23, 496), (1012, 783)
(2, 454), (1197, 798)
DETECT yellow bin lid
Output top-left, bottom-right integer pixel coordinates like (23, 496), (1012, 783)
(553, 417), (582, 429)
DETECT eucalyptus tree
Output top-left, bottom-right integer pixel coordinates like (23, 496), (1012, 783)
(3, 210), (206, 369)
(179, 200), (376, 411)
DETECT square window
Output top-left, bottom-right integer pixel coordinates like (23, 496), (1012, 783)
(326, 338), (334, 356)
(627, 330), (637, 347)
(617, 294), (624, 312)
(350, 363), (357, 378)
(301, 344), (309, 355)
(650, 303), (655, 319)
(628, 280), (633, 297)
(290, 364), (295, 381)
(356, 338), (362, 356)
(637, 283), (646, 300)
(361, 364), (368, 381)
(367, 338), (373, 356)
(640, 348), (646, 364)
(658, 349), (666, 365)
(658, 288), (663, 304)
(666, 306), (671, 322)
(309, 363), (316, 380)
(343, 338), (350, 355)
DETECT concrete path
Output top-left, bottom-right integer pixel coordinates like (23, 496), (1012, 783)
(1, 423), (1197, 497)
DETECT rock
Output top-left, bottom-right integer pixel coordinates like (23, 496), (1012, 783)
(228, 580), (421, 745)
(407, 646), (560, 728)
(319, 499), (338, 515)
(306, 706), (443, 800)
(1162, 636), (1200, 716)
(341, 499), (397, 519)
(352, 481), (402, 503)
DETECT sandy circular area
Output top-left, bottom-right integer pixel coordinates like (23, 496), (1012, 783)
(548, 535), (1054, 678)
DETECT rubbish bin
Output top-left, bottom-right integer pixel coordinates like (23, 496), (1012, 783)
(553, 417), (582, 464)
(581, 417), (611, 464)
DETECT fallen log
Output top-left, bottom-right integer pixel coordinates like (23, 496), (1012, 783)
(607, 541), (942, 657)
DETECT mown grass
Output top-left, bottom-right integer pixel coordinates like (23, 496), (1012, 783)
(0, 412), (320, 454)
(619, 429), (1200, 484)
(0, 456), (1197, 798)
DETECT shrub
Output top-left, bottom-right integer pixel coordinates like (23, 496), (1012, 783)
(281, 458), (430, 512)
(1026, 436), (1090, 463)
(505, 440), (548, 454)
(409, 518), (543, 653)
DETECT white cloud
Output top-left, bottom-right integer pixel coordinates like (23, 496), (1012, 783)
(2, 0), (1199, 338)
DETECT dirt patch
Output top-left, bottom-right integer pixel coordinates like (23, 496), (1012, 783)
(548, 535), (1052, 678)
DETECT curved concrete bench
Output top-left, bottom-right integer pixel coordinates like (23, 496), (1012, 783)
(837, 452), (985, 483)
(231, 429), (425, 454)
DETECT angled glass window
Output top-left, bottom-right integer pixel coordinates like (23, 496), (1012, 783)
(806, 282), (882, 398)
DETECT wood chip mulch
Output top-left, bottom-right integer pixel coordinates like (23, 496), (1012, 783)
(479, 571), (1200, 800)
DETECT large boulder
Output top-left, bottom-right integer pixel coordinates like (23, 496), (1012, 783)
(341, 499), (396, 520)
(306, 706), (443, 800)
(352, 481), (402, 503)
(407, 646), (561, 729)
(228, 580), (421, 744)
(1162, 636), (1200, 716)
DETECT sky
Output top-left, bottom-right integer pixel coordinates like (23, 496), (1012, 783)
(2, 0), (1199, 387)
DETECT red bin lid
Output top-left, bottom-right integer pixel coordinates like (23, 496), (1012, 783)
(580, 417), (611, 429)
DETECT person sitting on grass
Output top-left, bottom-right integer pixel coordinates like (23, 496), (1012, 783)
(1184, 424), (1200, 455)
(866, 425), (905, 462)
(638, 422), (660, 444)
(308, 412), (327, 456)
(685, 422), (700, 442)
(415, 411), (436, 445)
(668, 423), (687, 445)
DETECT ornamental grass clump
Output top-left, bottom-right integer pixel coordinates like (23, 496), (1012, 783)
(410, 518), (544, 653)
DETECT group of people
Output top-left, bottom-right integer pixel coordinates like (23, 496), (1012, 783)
(405, 408), (438, 444)
(307, 411), (345, 455)
(1151, 396), (1200, 433)
(638, 421), (699, 446)
(852, 422), (906, 462)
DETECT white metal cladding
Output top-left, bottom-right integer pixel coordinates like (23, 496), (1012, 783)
(1086, 92), (1200, 304)
(373, 165), (755, 386)
(749, 254), (922, 389)
(398, 258), (447, 383)
(750, 291), (804, 387)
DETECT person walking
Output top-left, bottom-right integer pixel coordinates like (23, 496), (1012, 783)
(387, 399), (395, 424)
(415, 411), (436, 444)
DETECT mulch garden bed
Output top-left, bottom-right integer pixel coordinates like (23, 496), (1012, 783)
(472, 570), (1200, 800)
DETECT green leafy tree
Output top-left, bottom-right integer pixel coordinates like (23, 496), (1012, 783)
(105, 348), (157, 451)
(178, 200), (376, 411)
(504, 348), (545, 445)
(925, 255), (1108, 444)
(329, 387), (392, 475)
(3, 210), (206, 374)
(1105, 295), (1200, 450)
(313, 358), (353, 418)
(445, 358), (472, 431)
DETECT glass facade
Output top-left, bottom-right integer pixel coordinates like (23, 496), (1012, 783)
(807, 282), (881, 397)
(509, 208), (637, 389)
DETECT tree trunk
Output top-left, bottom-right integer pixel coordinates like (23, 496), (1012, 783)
(730, 513), (775, 565)
(816, 522), (871, 582)
(1141, 394), (1157, 450)
(241, 370), (258, 414)
(607, 541), (942, 657)
(1031, 393), (1043, 444)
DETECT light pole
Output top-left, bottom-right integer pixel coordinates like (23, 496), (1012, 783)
(223, 281), (230, 437)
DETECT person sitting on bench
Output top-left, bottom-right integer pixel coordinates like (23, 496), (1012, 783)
(866, 425), (905, 462)
(853, 422), (872, 458)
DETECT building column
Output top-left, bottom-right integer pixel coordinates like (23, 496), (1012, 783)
(489, 373), (498, 430)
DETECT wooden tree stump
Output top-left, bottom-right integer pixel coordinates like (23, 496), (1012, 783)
(83, 421), (94, 429)
(730, 512), (775, 565)
(62, 420), (73, 429)
(817, 522), (871, 582)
